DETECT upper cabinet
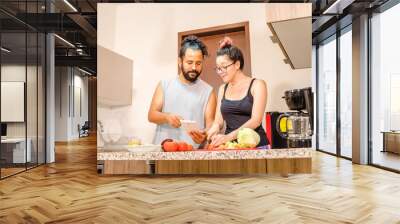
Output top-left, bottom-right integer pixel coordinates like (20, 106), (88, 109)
(266, 4), (312, 69)
(98, 45), (133, 107)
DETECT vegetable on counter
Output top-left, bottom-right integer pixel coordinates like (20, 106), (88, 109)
(237, 128), (260, 148)
(207, 128), (261, 150)
(161, 139), (193, 152)
(161, 128), (261, 152)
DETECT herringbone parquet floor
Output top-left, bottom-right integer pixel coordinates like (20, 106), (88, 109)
(1, 135), (400, 224)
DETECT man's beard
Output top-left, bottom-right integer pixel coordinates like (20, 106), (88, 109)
(181, 65), (201, 83)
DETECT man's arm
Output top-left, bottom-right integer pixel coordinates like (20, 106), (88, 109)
(188, 90), (217, 144)
(148, 82), (181, 128)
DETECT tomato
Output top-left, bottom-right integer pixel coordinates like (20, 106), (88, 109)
(177, 142), (188, 151)
(161, 138), (173, 146)
(187, 144), (193, 151)
(163, 141), (178, 152)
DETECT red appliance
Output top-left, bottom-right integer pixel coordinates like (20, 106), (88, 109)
(265, 112), (288, 148)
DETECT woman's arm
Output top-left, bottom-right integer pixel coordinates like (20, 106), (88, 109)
(206, 85), (226, 139)
(204, 90), (217, 130)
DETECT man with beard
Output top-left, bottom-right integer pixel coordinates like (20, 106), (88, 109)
(148, 35), (217, 147)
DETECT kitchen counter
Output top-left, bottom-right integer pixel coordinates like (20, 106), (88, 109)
(97, 147), (312, 160)
(97, 145), (313, 176)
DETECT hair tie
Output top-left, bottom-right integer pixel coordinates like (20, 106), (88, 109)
(219, 37), (233, 49)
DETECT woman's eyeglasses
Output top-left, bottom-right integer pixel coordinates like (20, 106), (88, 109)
(214, 62), (235, 74)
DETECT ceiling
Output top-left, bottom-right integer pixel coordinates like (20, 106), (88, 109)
(0, 0), (392, 75)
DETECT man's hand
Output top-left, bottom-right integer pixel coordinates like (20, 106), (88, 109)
(166, 114), (182, 128)
(188, 130), (207, 144)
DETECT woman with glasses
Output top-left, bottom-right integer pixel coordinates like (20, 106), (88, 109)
(207, 38), (269, 148)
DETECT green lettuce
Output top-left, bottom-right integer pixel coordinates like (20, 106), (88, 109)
(237, 128), (260, 148)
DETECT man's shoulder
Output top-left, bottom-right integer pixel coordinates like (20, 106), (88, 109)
(197, 79), (213, 90)
(160, 78), (177, 88)
(161, 78), (176, 84)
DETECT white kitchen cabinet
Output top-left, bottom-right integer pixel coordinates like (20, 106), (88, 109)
(98, 45), (133, 107)
(266, 4), (312, 69)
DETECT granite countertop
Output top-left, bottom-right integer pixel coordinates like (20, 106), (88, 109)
(97, 145), (313, 161)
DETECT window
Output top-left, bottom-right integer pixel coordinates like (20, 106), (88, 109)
(370, 2), (400, 171)
(339, 26), (352, 158)
(0, 2), (47, 179)
(316, 25), (353, 158)
(317, 35), (337, 154)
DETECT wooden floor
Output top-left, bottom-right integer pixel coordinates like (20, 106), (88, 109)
(1, 167), (26, 177)
(1, 136), (400, 223)
(1, 163), (45, 178)
(372, 150), (400, 171)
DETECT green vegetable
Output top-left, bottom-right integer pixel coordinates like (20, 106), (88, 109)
(237, 128), (260, 148)
(225, 141), (238, 149)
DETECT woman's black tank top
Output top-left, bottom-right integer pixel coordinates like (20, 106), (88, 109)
(220, 78), (268, 147)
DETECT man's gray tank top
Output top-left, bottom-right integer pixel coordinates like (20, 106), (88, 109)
(153, 77), (213, 147)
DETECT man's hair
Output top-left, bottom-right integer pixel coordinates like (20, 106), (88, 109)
(216, 44), (244, 70)
(179, 35), (208, 58)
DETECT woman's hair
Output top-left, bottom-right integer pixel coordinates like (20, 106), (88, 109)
(216, 44), (244, 70)
(179, 35), (208, 58)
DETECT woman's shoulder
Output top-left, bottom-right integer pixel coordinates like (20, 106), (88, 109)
(215, 83), (227, 98)
(251, 78), (267, 88)
(250, 78), (267, 94)
(217, 83), (227, 91)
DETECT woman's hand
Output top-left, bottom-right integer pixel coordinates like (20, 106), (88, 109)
(206, 125), (220, 141)
(188, 130), (207, 144)
(209, 133), (235, 148)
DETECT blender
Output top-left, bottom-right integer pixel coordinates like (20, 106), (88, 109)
(276, 87), (313, 148)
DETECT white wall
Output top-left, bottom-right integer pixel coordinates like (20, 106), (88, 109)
(1, 64), (46, 163)
(1, 65), (34, 137)
(55, 67), (69, 141)
(55, 67), (89, 141)
(72, 73), (89, 138)
(98, 3), (312, 144)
